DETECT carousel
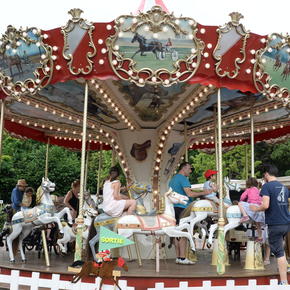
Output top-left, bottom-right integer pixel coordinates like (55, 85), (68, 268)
(0, 0), (289, 289)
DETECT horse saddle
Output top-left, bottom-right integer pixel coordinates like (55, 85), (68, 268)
(136, 215), (175, 231)
(130, 140), (151, 161)
(22, 208), (38, 223)
(94, 213), (118, 227)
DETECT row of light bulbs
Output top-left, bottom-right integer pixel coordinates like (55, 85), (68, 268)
(153, 85), (214, 173)
(190, 102), (281, 135)
(9, 114), (131, 174)
(90, 80), (136, 130)
(190, 123), (287, 146)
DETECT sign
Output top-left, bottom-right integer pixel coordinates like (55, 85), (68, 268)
(98, 226), (134, 252)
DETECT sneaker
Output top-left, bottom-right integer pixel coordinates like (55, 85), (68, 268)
(278, 281), (288, 285)
(263, 260), (270, 265)
(175, 258), (180, 264)
(240, 216), (250, 223)
(178, 258), (195, 265)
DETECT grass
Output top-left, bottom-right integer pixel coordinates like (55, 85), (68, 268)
(119, 46), (192, 71)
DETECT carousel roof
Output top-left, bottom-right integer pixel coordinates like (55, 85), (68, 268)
(0, 4), (289, 151)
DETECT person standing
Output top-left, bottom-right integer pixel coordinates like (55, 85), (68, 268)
(11, 179), (27, 212)
(169, 162), (212, 265)
(250, 164), (290, 286)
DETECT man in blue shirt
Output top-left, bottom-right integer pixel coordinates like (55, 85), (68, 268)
(169, 162), (212, 265)
(11, 179), (27, 212)
(250, 164), (290, 285)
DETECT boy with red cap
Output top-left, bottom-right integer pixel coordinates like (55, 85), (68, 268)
(203, 169), (219, 203)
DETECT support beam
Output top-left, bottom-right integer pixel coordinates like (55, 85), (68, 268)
(74, 81), (89, 262)
(184, 123), (188, 162)
(216, 89), (226, 275)
(43, 137), (50, 267)
(45, 138), (50, 179)
(250, 110), (255, 177)
(96, 144), (103, 199)
(0, 100), (5, 167)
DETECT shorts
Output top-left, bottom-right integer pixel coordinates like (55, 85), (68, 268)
(268, 224), (290, 258)
(174, 207), (185, 225)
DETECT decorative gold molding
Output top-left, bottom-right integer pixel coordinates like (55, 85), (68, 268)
(61, 8), (97, 75)
(253, 33), (290, 106)
(213, 12), (250, 79)
(0, 25), (53, 98)
(106, 5), (204, 87)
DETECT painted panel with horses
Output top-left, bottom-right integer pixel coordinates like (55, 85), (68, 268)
(38, 81), (118, 124)
(115, 80), (187, 121)
(0, 28), (44, 82)
(262, 35), (290, 91)
(115, 18), (197, 72)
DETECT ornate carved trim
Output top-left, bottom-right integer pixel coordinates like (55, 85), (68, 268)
(61, 8), (97, 75)
(213, 12), (250, 79)
(253, 33), (290, 106)
(0, 25), (53, 98)
(106, 6), (204, 87)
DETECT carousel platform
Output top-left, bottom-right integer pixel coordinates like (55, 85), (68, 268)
(0, 248), (288, 289)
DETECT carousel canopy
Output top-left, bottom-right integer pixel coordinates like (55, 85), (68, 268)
(0, 3), (289, 152)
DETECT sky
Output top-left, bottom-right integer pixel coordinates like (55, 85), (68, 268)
(0, 0), (289, 35)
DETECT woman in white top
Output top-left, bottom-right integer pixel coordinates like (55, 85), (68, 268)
(102, 167), (137, 217)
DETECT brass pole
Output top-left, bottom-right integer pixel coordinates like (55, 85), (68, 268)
(184, 123), (188, 162)
(84, 146), (90, 192)
(216, 89), (226, 275)
(213, 106), (219, 185)
(42, 137), (50, 267)
(96, 143), (103, 200)
(41, 230), (50, 267)
(245, 144), (249, 179)
(250, 110), (255, 177)
(0, 100), (5, 167)
(44, 138), (50, 179)
(111, 149), (116, 166)
(74, 81), (89, 262)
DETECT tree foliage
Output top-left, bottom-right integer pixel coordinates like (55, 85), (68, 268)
(0, 132), (289, 202)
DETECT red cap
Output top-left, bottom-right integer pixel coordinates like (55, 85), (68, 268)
(204, 169), (218, 179)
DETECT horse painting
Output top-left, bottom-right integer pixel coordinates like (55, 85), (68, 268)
(5, 54), (23, 77)
(281, 60), (290, 81)
(131, 33), (164, 59)
(71, 257), (128, 290)
(273, 54), (282, 71)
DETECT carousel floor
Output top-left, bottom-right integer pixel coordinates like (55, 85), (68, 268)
(0, 247), (282, 279)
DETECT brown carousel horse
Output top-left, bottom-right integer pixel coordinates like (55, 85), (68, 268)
(71, 257), (128, 289)
(281, 60), (290, 81)
(273, 54), (282, 71)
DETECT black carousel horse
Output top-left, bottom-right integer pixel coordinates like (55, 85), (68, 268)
(131, 33), (164, 59)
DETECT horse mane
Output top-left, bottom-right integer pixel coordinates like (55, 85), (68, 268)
(180, 201), (195, 218)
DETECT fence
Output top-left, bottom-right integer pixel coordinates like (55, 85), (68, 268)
(0, 270), (288, 290)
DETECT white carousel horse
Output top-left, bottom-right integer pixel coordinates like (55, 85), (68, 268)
(56, 191), (98, 254)
(57, 207), (98, 254)
(206, 178), (243, 247)
(88, 188), (196, 262)
(178, 177), (238, 239)
(6, 178), (73, 262)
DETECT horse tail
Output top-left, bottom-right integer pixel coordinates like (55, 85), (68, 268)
(180, 201), (195, 218)
(85, 217), (97, 261)
(12, 236), (20, 257)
